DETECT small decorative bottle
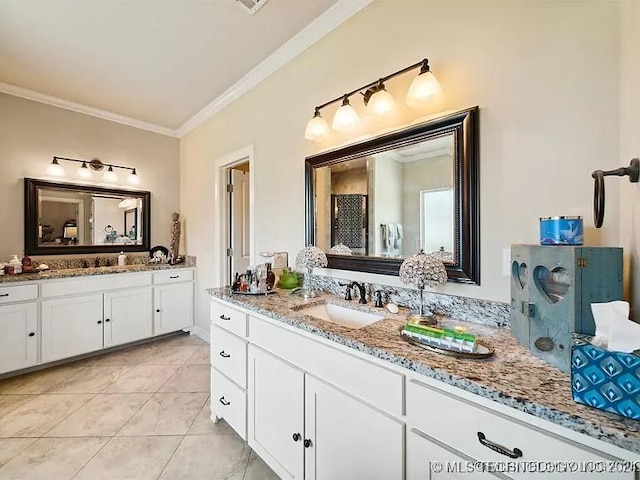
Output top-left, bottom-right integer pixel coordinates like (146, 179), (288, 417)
(232, 273), (241, 291)
(265, 263), (276, 291)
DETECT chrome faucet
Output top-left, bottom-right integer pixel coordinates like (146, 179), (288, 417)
(348, 281), (367, 304)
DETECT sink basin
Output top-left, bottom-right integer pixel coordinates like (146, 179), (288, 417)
(298, 303), (384, 329)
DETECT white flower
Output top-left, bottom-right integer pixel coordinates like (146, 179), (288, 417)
(295, 246), (328, 271)
(399, 250), (448, 289)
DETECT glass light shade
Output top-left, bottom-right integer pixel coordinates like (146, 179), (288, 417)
(47, 160), (65, 177)
(127, 170), (140, 186)
(406, 71), (444, 108)
(76, 163), (93, 179)
(332, 103), (360, 132)
(304, 114), (330, 141)
(103, 167), (118, 183)
(367, 89), (396, 116)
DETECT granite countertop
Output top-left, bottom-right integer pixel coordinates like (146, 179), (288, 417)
(0, 263), (194, 284)
(207, 287), (640, 454)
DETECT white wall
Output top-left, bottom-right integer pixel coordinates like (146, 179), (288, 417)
(0, 93), (180, 259)
(181, 0), (621, 330)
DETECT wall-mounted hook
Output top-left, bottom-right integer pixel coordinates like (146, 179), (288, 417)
(591, 158), (639, 228)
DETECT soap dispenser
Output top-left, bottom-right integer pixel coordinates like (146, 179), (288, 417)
(118, 252), (127, 267)
(9, 255), (22, 274)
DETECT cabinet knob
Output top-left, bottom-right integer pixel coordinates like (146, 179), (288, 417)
(219, 314), (231, 321)
(97, 320), (102, 324)
(28, 332), (35, 337)
(156, 309), (161, 313)
(219, 396), (231, 406)
(292, 433), (301, 442)
(477, 432), (522, 459)
(304, 439), (312, 448)
(219, 351), (231, 358)
(105, 319), (111, 323)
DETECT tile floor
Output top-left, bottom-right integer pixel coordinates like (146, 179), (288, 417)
(0, 333), (280, 480)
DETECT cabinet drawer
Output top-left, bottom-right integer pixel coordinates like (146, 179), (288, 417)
(211, 300), (247, 338)
(0, 284), (38, 305)
(42, 273), (151, 298)
(211, 325), (247, 389)
(250, 315), (403, 417)
(211, 367), (246, 440)
(407, 379), (628, 479)
(153, 269), (194, 285)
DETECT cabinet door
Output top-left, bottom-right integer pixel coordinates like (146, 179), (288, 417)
(104, 287), (152, 348)
(154, 282), (194, 335)
(304, 376), (404, 480)
(248, 346), (304, 480)
(407, 428), (502, 480)
(42, 294), (103, 363)
(0, 302), (38, 374)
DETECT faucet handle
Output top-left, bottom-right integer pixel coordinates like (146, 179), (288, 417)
(374, 290), (384, 308)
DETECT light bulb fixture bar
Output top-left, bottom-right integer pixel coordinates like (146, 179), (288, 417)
(304, 58), (443, 141)
(48, 156), (141, 185)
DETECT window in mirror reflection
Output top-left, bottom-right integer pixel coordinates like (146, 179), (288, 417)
(37, 187), (144, 247)
(315, 133), (454, 261)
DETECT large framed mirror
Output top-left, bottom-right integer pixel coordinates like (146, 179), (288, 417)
(305, 106), (479, 284)
(24, 178), (151, 255)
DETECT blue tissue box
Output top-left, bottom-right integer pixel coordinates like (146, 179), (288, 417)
(571, 333), (640, 420)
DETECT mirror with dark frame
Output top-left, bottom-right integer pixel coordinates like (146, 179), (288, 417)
(305, 106), (479, 284)
(24, 178), (151, 255)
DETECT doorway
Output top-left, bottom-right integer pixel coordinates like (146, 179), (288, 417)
(227, 162), (251, 284)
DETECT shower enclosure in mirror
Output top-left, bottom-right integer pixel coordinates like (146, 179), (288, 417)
(305, 107), (479, 284)
(24, 178), (150, 255)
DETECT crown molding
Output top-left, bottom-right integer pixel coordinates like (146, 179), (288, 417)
(0, 82), (179, 138)
(175, 0), (372, 138)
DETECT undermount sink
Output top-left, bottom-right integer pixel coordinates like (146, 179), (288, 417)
(298, 303), (384, 329)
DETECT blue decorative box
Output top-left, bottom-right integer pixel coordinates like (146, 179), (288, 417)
(540, 216), (583, 245)
(571, 333), (640, 420)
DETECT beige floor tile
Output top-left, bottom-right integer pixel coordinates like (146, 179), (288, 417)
(184, 345), (210, 365)
(187, 397), (235, 435)
(140, 345), (201, 365)
(45, 366), (132, 393)
(74, 435), (181, 480)
(0, 394), (36, 418)
(159, 434), (250, 480)
(0, 436), (108, 480)
(77, 344), (155, 367)
(159, 364), (210, 393)
(245, 450), (281, 480)
(0, 364), (84, 394)
(45, 393), (151, 437)
(103, 364), (180, 393)
(118, 392), (208, 436)
(0, 393), (94, 437)
(0, 438), (37, 467)
(156, 333), (207, 347)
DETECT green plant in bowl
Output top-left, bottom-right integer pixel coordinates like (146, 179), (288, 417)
(278, 269), (299, 290)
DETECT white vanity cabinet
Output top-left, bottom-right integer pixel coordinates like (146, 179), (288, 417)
(153, 270), (194, 335)
(0, 285), (38, 374)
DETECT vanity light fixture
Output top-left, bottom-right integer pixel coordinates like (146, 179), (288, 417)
(304, 58), (443, 142)
(47, 156), (141, 186)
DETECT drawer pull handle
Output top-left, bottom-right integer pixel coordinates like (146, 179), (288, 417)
(219, 315), (231, 321)
(97, 320), (102, 324)
(292, 433), (301, 442)
(219, 396), (231, 406)
(28, 332), (35, 337)
(219, 351), (231, 358)
(304, 439), (312, 448)
(477, 432), (522, 459)
(169, 275), (180, 279)
(0, 293), (9, 298)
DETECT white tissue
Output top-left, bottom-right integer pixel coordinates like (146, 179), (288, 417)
(591, 301), (640, 352)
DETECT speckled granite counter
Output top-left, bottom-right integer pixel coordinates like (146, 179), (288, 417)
(207, 287), (640, 454)
(0, 263), (194, 284)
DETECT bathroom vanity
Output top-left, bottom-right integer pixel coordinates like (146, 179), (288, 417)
(0, 265), (195, 376)
(208, 288), (640, 480)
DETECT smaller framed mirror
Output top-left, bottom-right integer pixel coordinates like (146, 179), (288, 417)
(25, 178), (151, 255)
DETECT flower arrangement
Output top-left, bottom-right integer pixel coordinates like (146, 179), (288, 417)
(399, 249), (447, 324)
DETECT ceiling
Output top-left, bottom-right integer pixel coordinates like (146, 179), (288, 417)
(0, 0), (339, 131)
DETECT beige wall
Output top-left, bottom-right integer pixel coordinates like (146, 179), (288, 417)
(0, 93), (180, 259)
(619, 0), (640, 318)
(181, 0), (621, 329)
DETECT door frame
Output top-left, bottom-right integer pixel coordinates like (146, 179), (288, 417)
(214, 145), (255, 287)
